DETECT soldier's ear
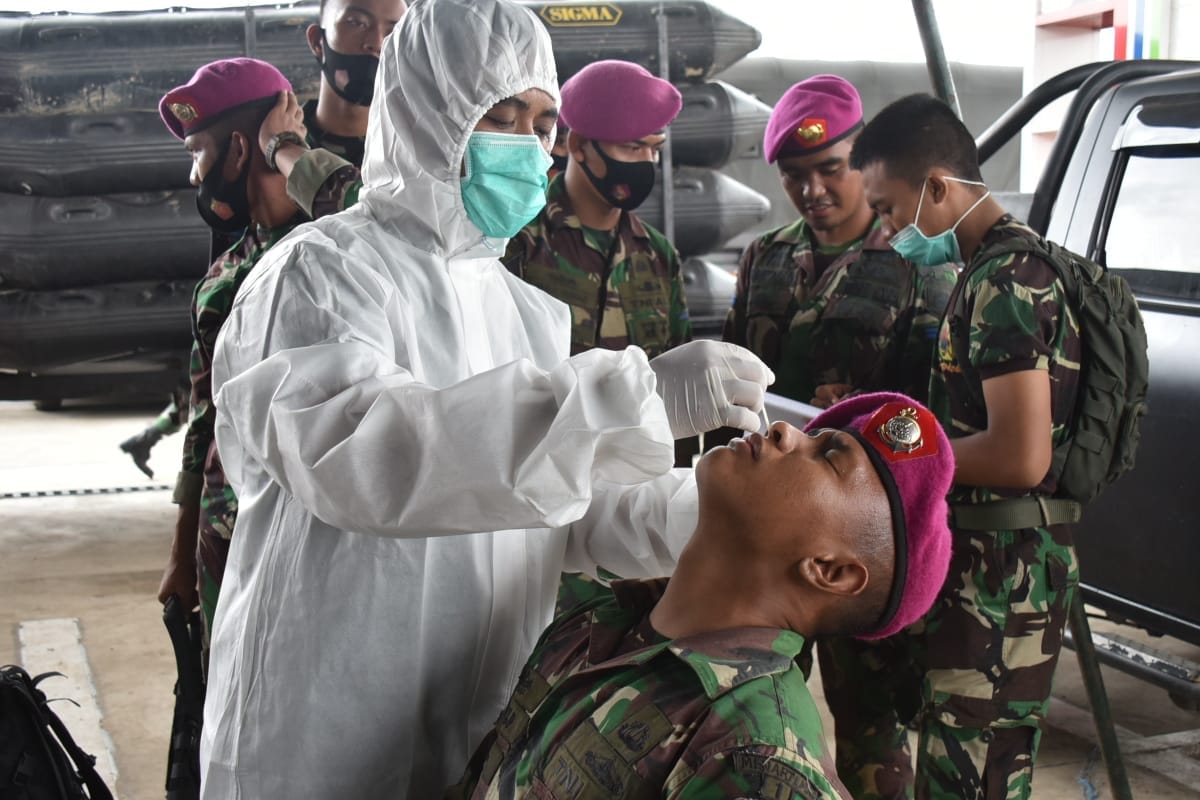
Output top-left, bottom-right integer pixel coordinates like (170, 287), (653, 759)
(796, 554), (868, 599)
(566, 130), (588, 163)
(225, 131), (252, 178)
(306, 24), (324, 60)
(926, 172), (954, 206)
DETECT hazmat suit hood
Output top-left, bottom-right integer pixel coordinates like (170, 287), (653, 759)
(360, 0), (560, 256)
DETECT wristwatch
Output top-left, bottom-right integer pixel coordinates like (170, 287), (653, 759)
(264, 130), (308, 172)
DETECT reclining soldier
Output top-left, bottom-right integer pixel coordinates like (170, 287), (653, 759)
(448, 392), (955, 799)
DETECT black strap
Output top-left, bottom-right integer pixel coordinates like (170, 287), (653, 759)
(5, 669), (72, 799)
(30, 673), (114, 800)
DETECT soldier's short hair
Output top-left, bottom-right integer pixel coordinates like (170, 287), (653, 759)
(822, 515), (894, 638)
(850, 94), (983, 188)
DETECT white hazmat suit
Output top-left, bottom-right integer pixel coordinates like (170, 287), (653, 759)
(201, 0), (768, 797)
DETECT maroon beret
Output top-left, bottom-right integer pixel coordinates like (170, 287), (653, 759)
(805, 392), (955, 640)
(764, 74), (863, 163)
(559, 60), (682, 142)
(159, 58), (292, 141)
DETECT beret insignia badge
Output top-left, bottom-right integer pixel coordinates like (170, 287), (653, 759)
(879, 407), (923, 454)
(170, 102), (198, 123)
(796, 118), (827, 145)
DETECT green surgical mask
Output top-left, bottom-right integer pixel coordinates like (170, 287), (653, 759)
(460, 132), (552, 239)
(888, 176), (989, 266)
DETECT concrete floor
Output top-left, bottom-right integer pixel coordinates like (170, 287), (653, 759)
(2, 397), (1198, 799)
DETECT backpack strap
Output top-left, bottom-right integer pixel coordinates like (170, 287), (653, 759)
(30, 672), (115, 800)
(972, 234), (1052, 269)
(974, 235), (1098, 310)
(940, 237), (1039, 410)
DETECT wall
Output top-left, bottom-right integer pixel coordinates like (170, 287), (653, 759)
(1025, 0), (1200, 190)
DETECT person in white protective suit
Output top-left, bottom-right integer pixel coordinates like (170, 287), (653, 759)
(201, 0), (774, 797)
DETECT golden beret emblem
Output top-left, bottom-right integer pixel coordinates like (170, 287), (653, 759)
(879, 407), (923, 453)
(170, 102), (198, 123)
(797, 121), (826, 143)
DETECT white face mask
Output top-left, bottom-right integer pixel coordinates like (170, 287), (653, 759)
(888, 176), (989, 266)
(460, 131), (553, 239)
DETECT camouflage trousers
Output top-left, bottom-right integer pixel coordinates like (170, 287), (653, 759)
(819, 523), (1079, 800)
(197, 499), (237, 651)
(197, 530), (231, 648)
(196, 443), (238, 649)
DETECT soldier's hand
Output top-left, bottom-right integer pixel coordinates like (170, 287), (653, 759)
(811, 383), (857, 409)
(158, 505), (201, 609)
(157, 552), (199, 610)
(258, 90), (307, 157)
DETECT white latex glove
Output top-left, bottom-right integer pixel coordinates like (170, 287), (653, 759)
(648, 340), (775, 439)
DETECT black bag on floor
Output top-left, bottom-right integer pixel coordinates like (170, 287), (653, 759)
(0, 665), (113, 800)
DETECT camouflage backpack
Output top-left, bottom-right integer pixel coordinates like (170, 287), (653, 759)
(972, 236), (1150, 505)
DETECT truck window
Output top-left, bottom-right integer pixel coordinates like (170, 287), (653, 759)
(1101, 147), (1200, 301)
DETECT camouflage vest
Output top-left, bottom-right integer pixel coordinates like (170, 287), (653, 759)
(818, 247), (916, 334)
(772, 246), (925, 402)
(740, 219), (912, 370)
(742, 233), (809, 368)
(520, 231), (675, 357)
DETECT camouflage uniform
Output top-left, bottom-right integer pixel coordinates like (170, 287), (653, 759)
(723, 217), (954, 404)
(172, 146), (362, 638)
(503, 174), (692, 359)
(449, 574), (851, 799)
(819, 216), (1082, 800)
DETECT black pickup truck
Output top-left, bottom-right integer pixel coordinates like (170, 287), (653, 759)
(977, 60), (1200, 707)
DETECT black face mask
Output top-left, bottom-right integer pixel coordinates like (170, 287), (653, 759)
(195, 136), (252, 234)
(579, 140), (657, 211)
(318, 29), (379, 107)
(550, 153), (569, 175)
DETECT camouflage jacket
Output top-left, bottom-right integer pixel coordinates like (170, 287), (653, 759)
(724, 217), (955, 404)
(503, 175), (692, 359)
(449, 576), (851, 800)
(928, 215), (1082, 505)
(175, 225), (286, 546)
(175, 140), (363, 537)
